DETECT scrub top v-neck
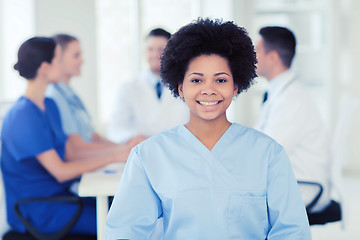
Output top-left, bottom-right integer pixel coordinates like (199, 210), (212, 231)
(105, 123), (311, 240)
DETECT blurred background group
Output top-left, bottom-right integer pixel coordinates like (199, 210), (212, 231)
(1, 0), (360, 174)
(0, 0), (360, 238)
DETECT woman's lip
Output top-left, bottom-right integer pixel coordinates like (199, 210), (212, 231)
(197, 100), (221, 106)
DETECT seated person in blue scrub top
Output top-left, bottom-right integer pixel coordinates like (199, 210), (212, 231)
(46, 34), (141, 151)
(105, 18), (311, 240)
(1, 37), (134, 236)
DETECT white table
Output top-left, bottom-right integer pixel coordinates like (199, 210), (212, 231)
(78, 162), (125, 240)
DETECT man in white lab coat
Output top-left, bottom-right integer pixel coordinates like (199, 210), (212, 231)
(255, 26), (331, 213)
(107, 28), (189, 143)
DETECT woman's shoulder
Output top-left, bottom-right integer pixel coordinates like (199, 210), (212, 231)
(231, 123), (283, 153)
(133, 126), (182, 151)
(231, 123), (270, 138)
(1, 98), (41, 138)
(44, 97), (58, 109)
(4, 97), (35, 120)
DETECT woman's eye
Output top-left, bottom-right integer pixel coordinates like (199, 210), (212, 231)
(191, 79), (201, 83)
(217, 78), (227, 83)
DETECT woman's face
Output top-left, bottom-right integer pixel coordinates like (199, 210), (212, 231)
(59, 40), (83, 78)
(178, 54), (238, 123)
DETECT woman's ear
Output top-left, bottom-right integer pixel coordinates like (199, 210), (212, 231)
(178, 84), (184, 98)
(233, 85), (239, 97)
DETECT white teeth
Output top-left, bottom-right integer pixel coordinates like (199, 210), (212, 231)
(199, 101), (219, 106)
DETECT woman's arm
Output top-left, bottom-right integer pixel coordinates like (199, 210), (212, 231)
(67, 133), (146, 151)
(92, 132), (118, 146)
(67, 134), (117, 150)
(37, 148), (128, 183)
(266, 148), (311, 239)
(65, 133), (145, 163)
(105, 150), (161, 239)
(65, 138), (132, 163)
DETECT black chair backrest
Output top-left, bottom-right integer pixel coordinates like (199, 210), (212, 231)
(13, 196), (83, 240)
(307, 200), (342, 225)
(297, 181), (342, 225)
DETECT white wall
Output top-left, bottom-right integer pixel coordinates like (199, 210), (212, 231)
(0, 0), (3, 101)
(35, 0), (99, 128)
(338, 0), (360, 173)
(0, 0), (35, 102)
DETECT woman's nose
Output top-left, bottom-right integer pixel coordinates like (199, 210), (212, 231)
(200, 82), (216, 95)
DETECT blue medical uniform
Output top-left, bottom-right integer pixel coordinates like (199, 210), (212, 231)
(46, 82), (94, 142)
(0, 97), (96, 234)
(105, 123), (311, 239)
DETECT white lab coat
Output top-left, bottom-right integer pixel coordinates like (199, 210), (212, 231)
(107, 70), (189, 143)
(255, 70), (331, 213)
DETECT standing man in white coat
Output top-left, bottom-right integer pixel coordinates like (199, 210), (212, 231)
(107, 28), (189, 143)
(255, 26), (331, 213)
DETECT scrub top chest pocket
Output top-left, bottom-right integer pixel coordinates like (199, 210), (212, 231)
(227, 194), (268, 239)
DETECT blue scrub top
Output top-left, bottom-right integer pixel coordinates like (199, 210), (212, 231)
(46, 82), (94, 142)
(105, 123), (311, 239)
(0, 97), (76, 233)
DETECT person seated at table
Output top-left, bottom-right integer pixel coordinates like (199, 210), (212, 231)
(1, 37), (135, 236)
(254, 26), (331, 213)
(46, 33), (144, 150)
(105, 18), (311, 239)
(107, 28), (189, 144)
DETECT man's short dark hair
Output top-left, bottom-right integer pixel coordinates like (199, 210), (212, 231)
(148, 28), (171, 40)
(259, 26), (296, 68)
(160, 18), (257, 97)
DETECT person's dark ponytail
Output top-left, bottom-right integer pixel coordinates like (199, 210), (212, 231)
(14, 37), (56, 80)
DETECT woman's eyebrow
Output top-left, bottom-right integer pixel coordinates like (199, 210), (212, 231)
(187, 72), (203, 77)
(214, 72), (230, 76)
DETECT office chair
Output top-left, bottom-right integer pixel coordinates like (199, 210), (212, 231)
(298, 181), (342, 225)
(2, 195), (96, 240)
(1, 102), (95, 240)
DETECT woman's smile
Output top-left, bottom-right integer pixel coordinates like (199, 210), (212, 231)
(197, 100), (221, 106)
(178, 54), (238, 123)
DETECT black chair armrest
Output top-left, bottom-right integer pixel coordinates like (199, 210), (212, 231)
(14, 195), (83, 240)
(297, 181), (323, 213)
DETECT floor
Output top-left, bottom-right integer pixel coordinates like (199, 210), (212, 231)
(311, 175), (360, 240)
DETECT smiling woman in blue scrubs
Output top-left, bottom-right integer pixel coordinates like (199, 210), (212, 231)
(105, 18), (311, 240)
(1, 37), (132, 236)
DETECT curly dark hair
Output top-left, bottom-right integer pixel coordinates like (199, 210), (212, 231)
(160, 18), (257, 97)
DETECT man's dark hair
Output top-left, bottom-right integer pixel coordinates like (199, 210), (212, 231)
(148, 28), (171, 40)
(160, 18), (257, 97)
(259, 26), (296, 68)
